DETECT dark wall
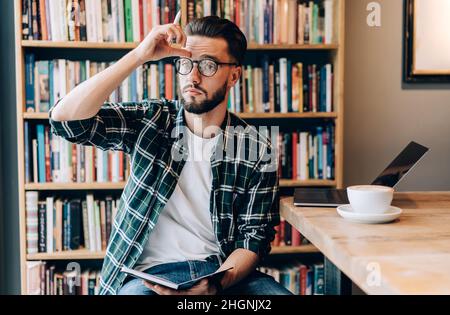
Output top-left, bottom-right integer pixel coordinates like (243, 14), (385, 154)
(0, 0), (21, 294)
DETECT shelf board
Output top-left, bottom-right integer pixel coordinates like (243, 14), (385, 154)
(279, 179), (336, 187)
(27, 249), (106, 261)
(27, 245), (319, 260)
(270, 244), (319, 254)
(21, 40), (138, 50)
(25, 182), (127, 191)
(22, 40), (338, 51)
(247, 43), (339, 50)
(237, 112), (338, 119)
(23, 112), (338, 120)
(23, 112), (48, 119)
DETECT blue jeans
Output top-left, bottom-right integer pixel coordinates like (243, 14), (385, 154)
(118, 254), (292, 295)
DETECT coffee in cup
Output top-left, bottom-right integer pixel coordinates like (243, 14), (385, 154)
(346, 185), (394, 214)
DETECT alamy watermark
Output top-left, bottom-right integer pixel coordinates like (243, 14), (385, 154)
(367, 2), (381, 27)
(169, 117), (280, 173)
(366, 262), (382, 287)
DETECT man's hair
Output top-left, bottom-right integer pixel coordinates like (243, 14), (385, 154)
(185, 16), (247, 65)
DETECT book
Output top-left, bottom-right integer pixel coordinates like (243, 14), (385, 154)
(121, 266), (233, 290)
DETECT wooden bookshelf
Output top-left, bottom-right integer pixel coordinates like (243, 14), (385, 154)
(14, 0), (345, 294)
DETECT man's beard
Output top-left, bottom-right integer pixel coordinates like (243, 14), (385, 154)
(181, 84), (227, 115)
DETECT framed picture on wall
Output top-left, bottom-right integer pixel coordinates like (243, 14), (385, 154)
(403, 0), (450, 83)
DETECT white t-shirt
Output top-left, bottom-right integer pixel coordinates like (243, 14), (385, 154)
(135, 126), (222, 271)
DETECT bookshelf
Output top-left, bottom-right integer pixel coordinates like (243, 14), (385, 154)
(14, 0), (345, 294)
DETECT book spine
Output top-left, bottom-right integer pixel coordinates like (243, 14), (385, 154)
(39, 0), (48, 40)
(59, 0), (68, 40)
(279, 58), (287, 113)
(94, 201), (101, 251)
(62, 202), (68, 250)
(31, 0), (40, 39)
(100, 201), (107, 250)
(292, 132), (298, 180)
(262, 55), (270, 112)
(22, 0), (31, 40)
(139, 0), (144, 41)
(25, 54), (35, 112)
(36, 124), (46, 182)
(124, 0), (133, 42)
(38, 202), (46, 252)
(44, 126), (51, 182)
(46, 197), (54, 252)
(26, 192), (39, 254)
(101, 0), (110, 42)
(158, 61), (165, 98)
(324, 0), (333, 44)
(71, 201), (82, 249)
(313, 264), (324, 295)
(131, 0), (140, 41)
(249, 66), (255, 112)
(317, 126), (323, 179)
(24, 122), (32, 183)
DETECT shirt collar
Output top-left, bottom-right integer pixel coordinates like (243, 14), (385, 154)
(173, 100), (232, 150)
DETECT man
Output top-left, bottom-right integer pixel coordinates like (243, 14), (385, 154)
(49, 16), (290, 295)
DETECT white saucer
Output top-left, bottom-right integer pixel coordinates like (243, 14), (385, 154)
(336, 204), (402, 224)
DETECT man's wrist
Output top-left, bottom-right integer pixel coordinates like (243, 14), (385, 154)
(129, 48), (147, 67)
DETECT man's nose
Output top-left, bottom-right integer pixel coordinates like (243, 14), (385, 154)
(187, 63), (202, 84)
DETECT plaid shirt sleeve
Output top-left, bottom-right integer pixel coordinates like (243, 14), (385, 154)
(234, 148), (280, 261)
(48, 100), (153, 154)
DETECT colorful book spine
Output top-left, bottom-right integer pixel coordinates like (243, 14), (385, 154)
(25, 54), (35, 112)
(124, 0), (134, 42)
(26, 191), (39, 254)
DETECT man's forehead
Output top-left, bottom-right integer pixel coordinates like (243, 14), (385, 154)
(185, 36), (228, 59)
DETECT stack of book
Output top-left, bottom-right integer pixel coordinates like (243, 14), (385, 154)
(228, 57), (334, 113)
(188, 0), (334, 45)
(22, 0), (181, 42)
(26, 261), (100, 295)
(272, 217), (311, 247)
(22, 0), (334, 45)
(26, 192), (120, 254)
(25, 54), (179, 113)
(24, 122), (131, 184)
(258, 261), (324, 295)
(26, 53), (333, 115)
(277, 124), (335, 180)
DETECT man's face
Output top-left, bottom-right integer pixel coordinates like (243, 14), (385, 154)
(178, 36), (240, 115)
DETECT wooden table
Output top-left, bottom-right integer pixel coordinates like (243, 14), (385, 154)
(280, 192), (450, 295)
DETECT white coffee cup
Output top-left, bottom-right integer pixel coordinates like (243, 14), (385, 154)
(347, 185), (394, 214)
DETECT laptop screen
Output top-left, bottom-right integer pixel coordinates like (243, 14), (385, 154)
(371, 141), (429, 187)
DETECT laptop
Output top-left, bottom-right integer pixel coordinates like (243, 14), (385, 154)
(293, 141), (430, 207)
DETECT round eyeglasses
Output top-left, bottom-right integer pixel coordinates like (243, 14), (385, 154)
(174, 57), (239, 77)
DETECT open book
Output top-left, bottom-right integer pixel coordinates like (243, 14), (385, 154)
(121, 266), (233, 290)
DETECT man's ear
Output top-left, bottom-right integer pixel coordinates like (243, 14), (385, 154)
(229, 66), (242, 88)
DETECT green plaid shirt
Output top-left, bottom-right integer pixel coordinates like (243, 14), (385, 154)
(48, 98), (280, 295)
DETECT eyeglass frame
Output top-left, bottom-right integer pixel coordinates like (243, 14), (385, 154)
(173, 57), (240, 77)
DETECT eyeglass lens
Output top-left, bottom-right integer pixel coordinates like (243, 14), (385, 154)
(176, 58), (218, 77)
